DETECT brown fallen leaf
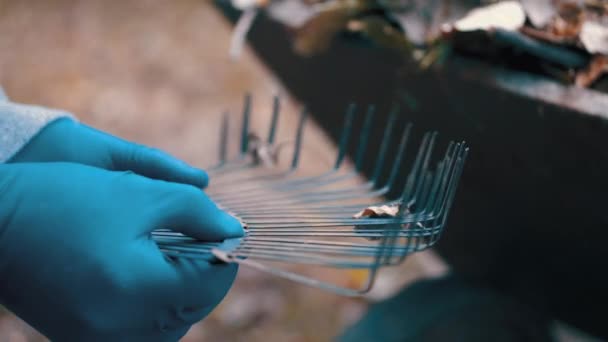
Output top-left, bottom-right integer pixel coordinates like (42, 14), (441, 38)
(353, 204), (400, 219)
(292, 0), (376, 56)
(549, 2), (585, 38)
(575, 54), (608, 87)
(247, 133), (292, 167)
(345, 16), (413, 57)
(231, 0), (269, 10)
(580, 20), (608, 54)
(447, 1), (526, 33)
(353, 204), (408, 241)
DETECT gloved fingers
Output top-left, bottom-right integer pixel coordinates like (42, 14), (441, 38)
(106, 133), (208, 189)
(148, 181), (244, 241)
(172, 258), (238, 314)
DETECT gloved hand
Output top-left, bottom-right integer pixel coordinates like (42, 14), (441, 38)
(8, 118), (208, 188)
(0, 162), (244, 342)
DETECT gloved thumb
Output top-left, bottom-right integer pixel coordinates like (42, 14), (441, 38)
(108, 135), (208, 189)
(145, 181), (244, 241)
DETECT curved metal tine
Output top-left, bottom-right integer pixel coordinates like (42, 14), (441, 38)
(259, 103), (360, 186)
(213, 116), (407, 209)
(223, 144), (456, 222)
(242, 213), (431, 227)
(239, 197), (456, 226)
(268, 94), (280, 145)
(215, 106), (306, 184)
(218, 112), (230, 168)
(354, 105), (375, 172)
(209, 113), (369, 201)
(207, 108), (310, 196)
(207, 93), (252, 173)
(273, 102), (359, 185)
(400, 131), (437, 212)
(263, 103), (378, 190)
(398, 131), (432, 209)
(405, 143), (466, 253)
(407, 139), (453, 218)
(234, 239), (411, 257)
(405, 159), (459, 256)
(216, 142), (402, 208)
(241, 93), (252, 157)
(232, 189), (447, 222)
(209, 104), (382, 206)
(215, 124), (411, 211)
(229, 108), (383, 211)
(401, 143), (461, 234)
(369, 105), (400, 186)
(408, 170), (435, 255)
(212, 248), (379, 296)
(217, 186), (386, 211)
(383, 123), (413, 191)
(408, 132), (438, 211)
(331, 143), (460, 263)
(430, 144), (468, 245)
(206, 110), (322, 194)
(427, 143), (465, 219)
(211, 111), (296, 186)
(155, 222), (440, 263)
(280, 107), (402, 195)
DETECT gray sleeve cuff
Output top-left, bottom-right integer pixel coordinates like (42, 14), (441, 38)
(0, 101), (75, 163)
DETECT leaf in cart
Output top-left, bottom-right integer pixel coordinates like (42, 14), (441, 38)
(231, 0), (269, 11)
(292, 0), (375, 56)
(447, 1), (526, 33)
(521, 0), (556, 28)
(580, 20), (608, 55)
(346, 16), (413, 57)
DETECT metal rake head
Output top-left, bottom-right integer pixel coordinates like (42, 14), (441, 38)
(153, 94), (468, 296)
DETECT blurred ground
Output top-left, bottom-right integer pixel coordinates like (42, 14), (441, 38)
(0, 1), (444, 341)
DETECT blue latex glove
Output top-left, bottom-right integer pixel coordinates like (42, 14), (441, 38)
(0, 162), (243, 341)
(9, 118), (208, 188)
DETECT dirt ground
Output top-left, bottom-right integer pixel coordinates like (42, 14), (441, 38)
(0, 1), (444, 341)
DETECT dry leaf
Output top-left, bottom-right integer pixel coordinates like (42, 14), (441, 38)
(266, 0), (319, 28)
(292, 0), (374, 56)
(575, 54), (608, 87)
(247, 133), (292, 167)
(231, 0), (269, 10)
(521, 0), (556, 28)
(580, 21), (608, 54)
(346, 16), (413, 56)
(549, 2), (585, 38)
(449, 1), (526, 33)
(353, 204), (406, 241)
(353, 204), (400, 219)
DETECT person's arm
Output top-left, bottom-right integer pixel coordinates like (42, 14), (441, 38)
(0, 87), (74, 163)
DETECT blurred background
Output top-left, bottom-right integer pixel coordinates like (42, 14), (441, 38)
(1, 0), (607, 341)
